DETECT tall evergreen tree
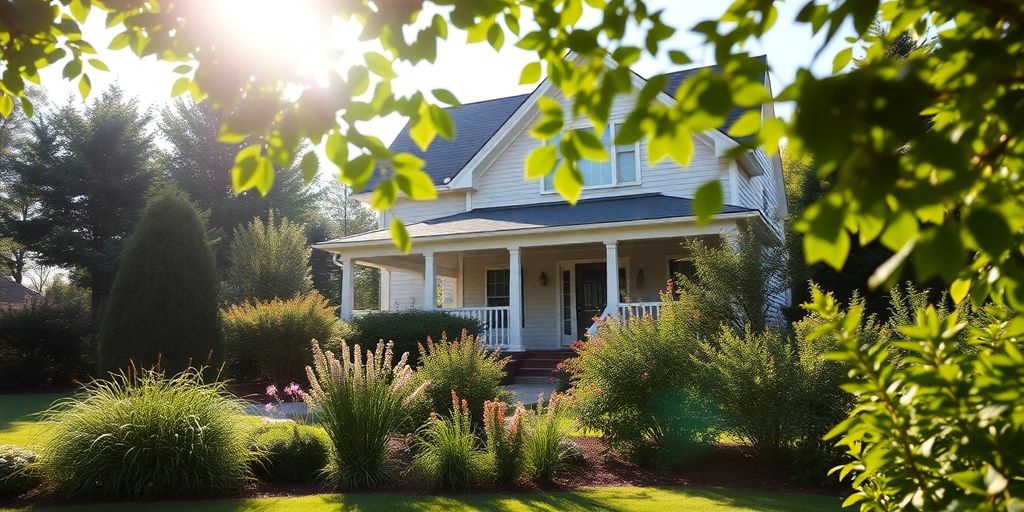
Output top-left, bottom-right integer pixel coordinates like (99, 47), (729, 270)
(99, 188), (222, 374)
(158, 100), (319, 269)
(10, 88), (155, 313)
(224, 212), (312, 304)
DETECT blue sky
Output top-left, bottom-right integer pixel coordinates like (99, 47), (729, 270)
(39, 0), (852, 146)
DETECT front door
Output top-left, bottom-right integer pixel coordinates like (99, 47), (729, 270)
(575, 263), (607, 337)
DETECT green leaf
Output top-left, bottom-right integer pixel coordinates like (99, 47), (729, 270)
(552, 161), (582, 204)
(364, 51), (396, 79)
(393, 159), (437, 201)
(880, 211), (918, 251)
(868, 237), (915, 289)
(0, 95), (12, 118)
(252, 155), (274, 195)
(572, 130), (608, 162)
(912, 223), (964, 281)
(520, 62), (542, 85)
(171, 77), (191, 97)
(231, 145), (262, 192)
(966, 207), (1012, 256)
(342, 154), (375, 191)
(300, 152), (319, 184)
(950, 278), (971, 304)
(390, 218), (411, 254)
(108, 32), (130, 51)
(325, 132), (348, 167)
(429, 105), (455, 139)
(62, 59), (82, 80)
(525, 145), (558, 179)
(832, 47), (853, 73)
(371, 179), (396, 210)
(801, 199), (851, 270)
(87, 58), (109, 71)
(668, 50), (692, 65)
(20, 96), (33, 118)
(70, 0), (90, 23)
(78, 74), (91, 99)
(432, 88), (460, 106)
(486, 23), (504, 51)
(693, 181), (723, 225)
(728, 110), (762, 138)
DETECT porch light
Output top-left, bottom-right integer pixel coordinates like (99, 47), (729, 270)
(539, 272), (548, 286)
(637, 268), (644, 286)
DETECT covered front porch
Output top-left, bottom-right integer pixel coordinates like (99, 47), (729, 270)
(314, 194), (762, 351)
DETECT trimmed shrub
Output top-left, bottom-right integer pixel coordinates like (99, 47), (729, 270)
(696, 326), (801, 461)
(251, 423), (331, 482)
(0, 445), (39, 496)
(0, 302), (93, 390)
(222, 291), (343, 383)
(99, 188), (222, 374)
(39, 368), (255, 499)
(417, 332), (511, 427)
(566, 298), (718, 466)
(350, 310), (482, 366)
(412, 392), (491, 490)
(225, 213), (312, 303)
(483, 400), (526, 484)
(304, 340), (426, 490)
(523, 394), (579, 482)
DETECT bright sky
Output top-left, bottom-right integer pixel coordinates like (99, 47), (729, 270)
(39, 0), (852, 147)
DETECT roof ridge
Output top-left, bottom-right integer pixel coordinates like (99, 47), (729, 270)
(442, 93), (531, 109)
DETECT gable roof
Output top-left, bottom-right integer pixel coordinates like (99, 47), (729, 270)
(0, 279), (40, 304)
(318, 193), (753, 245)
(369, 58), (766, 189)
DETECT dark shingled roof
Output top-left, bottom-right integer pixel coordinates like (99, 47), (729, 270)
(371, 58), (766, 189)
(0, 279), (40, 305)
(320, 193), (753, 244)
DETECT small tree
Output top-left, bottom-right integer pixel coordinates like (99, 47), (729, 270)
(99, 188), (222, 373)
(224, 212), (312, 303)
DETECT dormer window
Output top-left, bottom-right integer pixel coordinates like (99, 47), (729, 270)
(543, 123), (640, 191)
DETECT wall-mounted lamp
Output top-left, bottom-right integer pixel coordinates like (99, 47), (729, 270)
(539, 272), (548, 286)
(637, 269), (644, 287)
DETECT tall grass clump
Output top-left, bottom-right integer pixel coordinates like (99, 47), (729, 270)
(417, 331), (511, 427)
(524, 394), (579, 482)
(39, 367), (255, 499)
(303, 339), (426, 490)
(411, 392), (491, 490)
(483, 399), (525, 484)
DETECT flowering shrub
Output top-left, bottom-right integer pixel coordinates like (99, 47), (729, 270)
(38, 367), (255, 499)
(261, 382), (309, 422)
(304, 339), (427, 490)
(483, 399), (526, 484)
(250, 423), (331, 483)
(523, 393), (580, 482)
(0, 445), (39, 495)
(417, 331), (511, 427)
(223, 291), (342, 383)
(411, 392), (491, 490)
(566, 299), (717, 466)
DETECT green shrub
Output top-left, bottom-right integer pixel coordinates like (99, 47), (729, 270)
(696, 326), (800, 462)
(0, 302), (93, 390)
(0, 445), (39, 495)
(222, 291), (343, 383)
(417, 332), (510, 427)
(39, 368), (255, 499)
(304, 340), (426, 490)
(566, 298), (718, 466)
(225, 213), (312, 303)
(251, 423), (331, 483)
(483, 399), (525, 484)
(412, 392), (491, 490)
(523, 394), (578, 482)
(99, 188), (222, 374)
(350, 310), (482, 366)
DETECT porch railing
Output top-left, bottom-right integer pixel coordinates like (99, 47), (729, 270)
(444, 306), (511, 349)
(618, 301), (663, 320)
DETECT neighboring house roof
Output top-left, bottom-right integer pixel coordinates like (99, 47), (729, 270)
(370, 57), (767, 190)
(0, 279), (41, 304)
(320, 193), (752, 244)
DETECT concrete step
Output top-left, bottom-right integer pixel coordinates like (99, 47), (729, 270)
(516, 368), (558, 378)
(511, 376), (551, 385)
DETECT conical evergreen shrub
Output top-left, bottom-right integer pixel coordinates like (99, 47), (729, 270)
(99, 188), (222, 374)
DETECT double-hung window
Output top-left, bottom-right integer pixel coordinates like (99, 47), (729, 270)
(543, 123), (639, 191)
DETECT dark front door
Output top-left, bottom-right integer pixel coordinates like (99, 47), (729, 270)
(575, 263), (607, 337)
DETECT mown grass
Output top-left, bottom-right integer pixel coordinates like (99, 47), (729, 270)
(0, 486), (841, 512)
(0, 393), (66, 448)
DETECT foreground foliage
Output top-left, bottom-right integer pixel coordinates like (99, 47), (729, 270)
(417, 332), (510, 427)
(351, 311), (482, 367)
(250, 423), (331, 483)
(304, 340), (426, 490)
(523, 394), (581, 483)
(483, 399), (526, 484)
(39, 368), (254, 499)
(222, 291), (343, 383)
(412, 392), (491, 491)
(0, 444), (38, 495)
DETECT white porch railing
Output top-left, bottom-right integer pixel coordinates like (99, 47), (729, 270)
(444, 306), (511, 349)
(618, 301), (663, 320)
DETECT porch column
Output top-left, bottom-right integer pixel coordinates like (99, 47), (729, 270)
(340, 257), (354, 320)
(508, 247), (524, 351)
(423, 251), (437, 310)
(605, 241), (619, 316)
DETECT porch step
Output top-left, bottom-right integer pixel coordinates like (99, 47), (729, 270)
(505, 350), (573, 385)
(510, 376), (551, 385)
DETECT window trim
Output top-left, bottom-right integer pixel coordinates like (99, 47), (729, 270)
(539, 122), (642, 194)
(483, 267), (511, 307)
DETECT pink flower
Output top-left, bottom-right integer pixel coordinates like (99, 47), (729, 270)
(264, 403), (274, 412)
(265, 384), (278, 397)
(284, 382), (302, 396)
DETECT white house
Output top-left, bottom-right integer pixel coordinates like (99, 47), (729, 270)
(314, 57), (788, 353)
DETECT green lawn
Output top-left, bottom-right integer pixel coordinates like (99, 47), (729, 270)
(0, 394), (841, 512)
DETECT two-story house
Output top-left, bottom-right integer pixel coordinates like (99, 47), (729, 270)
(314, 57), (788, 353)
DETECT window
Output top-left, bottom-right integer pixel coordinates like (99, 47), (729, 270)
(485, 269), (510, 307)
(543, 123), (639, 191)
(561, 270), (572, 336)
(668, 258), (697, 298)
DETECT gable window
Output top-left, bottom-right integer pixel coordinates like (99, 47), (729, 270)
(543, 123), (639, 191)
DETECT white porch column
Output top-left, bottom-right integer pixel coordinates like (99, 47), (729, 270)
(340, 257), (354, 320)
(508, 247), (524, 351)
(380, 270), (391, 311)
(423, 252), (437, 310)
(605, 241), (619, 316)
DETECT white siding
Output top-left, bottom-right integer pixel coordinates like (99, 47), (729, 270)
(385, 191), (467, 224)
(388, 271), (423, 310)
